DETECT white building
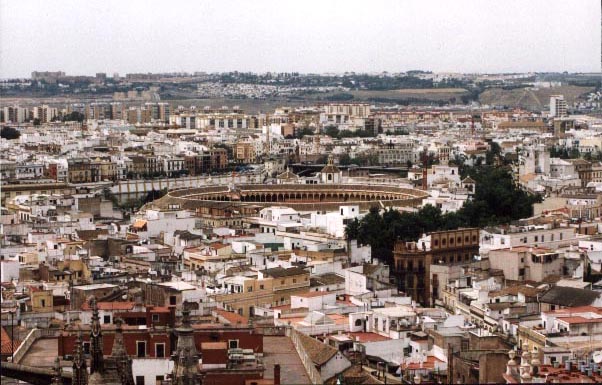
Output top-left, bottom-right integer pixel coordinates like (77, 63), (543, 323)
(550, 95), (567, 118)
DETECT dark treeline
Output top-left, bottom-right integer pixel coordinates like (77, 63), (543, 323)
(345, 165), (541, 265)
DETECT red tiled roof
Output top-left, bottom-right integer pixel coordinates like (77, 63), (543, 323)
(1, 327), (19, 355)
(401, 355), (444, 370)
(543, 306), (602, 315)
(347, 332), (391, 343)
(557, 316), (602, 325)
(213, 309), (249, 325)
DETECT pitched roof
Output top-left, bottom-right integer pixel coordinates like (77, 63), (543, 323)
(262, 266), (308, 278)
(489, 285), (544, 298)
(540, 286), (602, 307)
(174, 230), (203, 241)
(277, 168), (299, 180)
(1, 326), (19, 355)
(297, 333), (338, 367)
(310, 273), (345, 287)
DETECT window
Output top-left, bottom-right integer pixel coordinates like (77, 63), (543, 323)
(293, 279), (297, 283)
(155, 376), (164, 385)
(136, 376), (145, 385)
(259, 284), (264, 290)
(247, 286), (253, 292)
(228, 340), (239, 349)
(155, 343), (165, 358)
(137, 341), (146, 357)
(169, 296), (176, 305)
(83, 342), (91, 354)
(152, 314), (160, 323)
(103, 315), (111, 324)
(281, 280), (285, 285)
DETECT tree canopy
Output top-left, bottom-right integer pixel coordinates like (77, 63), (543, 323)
(346, 165), (541, 265)
(0, 126), (20, 140)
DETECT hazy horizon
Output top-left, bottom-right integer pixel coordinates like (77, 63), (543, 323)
(1, 0), (600, 79)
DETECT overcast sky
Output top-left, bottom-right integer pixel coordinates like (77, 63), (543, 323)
(0, 0), (600, 78)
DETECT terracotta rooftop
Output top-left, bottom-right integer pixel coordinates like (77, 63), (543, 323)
(1, 326), (19, 355)
(347, 332), (391, 343)
(214, 309), (249, 325)
(543, 305), (602, 315)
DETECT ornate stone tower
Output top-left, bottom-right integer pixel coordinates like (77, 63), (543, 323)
(87, 297), (131, 385)
(110, 318), (135, 385)
(170, 303), (201, 385)
(72, 332), (88, 385)
(89, 297), (104, 375)
(51, 357), (63, 385)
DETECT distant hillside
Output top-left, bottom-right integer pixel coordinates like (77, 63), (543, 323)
(478, 85), (594, 110)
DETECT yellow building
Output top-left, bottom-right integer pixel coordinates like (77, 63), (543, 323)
(31, 289), (53, 312)
(213, 266), (310, 317)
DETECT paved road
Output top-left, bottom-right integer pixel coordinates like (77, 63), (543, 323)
(263, 336), (311, 385)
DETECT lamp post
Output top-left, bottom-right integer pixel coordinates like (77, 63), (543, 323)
(10, 309), (15, 359)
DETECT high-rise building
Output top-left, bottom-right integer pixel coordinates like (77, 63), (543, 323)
(549, 95), (567, 118)
(33, 105), (59, 123)
(2, 106), (29, 123)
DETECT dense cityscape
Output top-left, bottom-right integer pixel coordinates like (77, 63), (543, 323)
(1, 1), (601, 385)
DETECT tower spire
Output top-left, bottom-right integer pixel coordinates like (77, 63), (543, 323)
(111, 318), (135, 385)
(170, 302), (200, 385)
(89, 296), (104, 374)
(52, 357), (63, 385)
(72, 331), (88, 385)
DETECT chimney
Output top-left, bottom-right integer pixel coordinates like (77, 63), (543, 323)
(274, 364), (281, 385)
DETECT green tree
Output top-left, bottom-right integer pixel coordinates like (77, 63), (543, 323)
(62, 111), (85, 122)
(0, 126), (20, 140)
(295, 127), (314, 139)
(345, 166), (542, 261)
(323, 126), (340, 138)
(344, 218), (360, 241)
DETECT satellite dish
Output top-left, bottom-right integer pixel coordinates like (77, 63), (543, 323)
(593, 351), (602, 364)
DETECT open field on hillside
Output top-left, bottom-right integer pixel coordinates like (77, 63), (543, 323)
(479, 85), (594, 110)
(348, 88), (469, 102)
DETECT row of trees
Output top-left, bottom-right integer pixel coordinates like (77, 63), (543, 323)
(345, 165), (541, 265)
